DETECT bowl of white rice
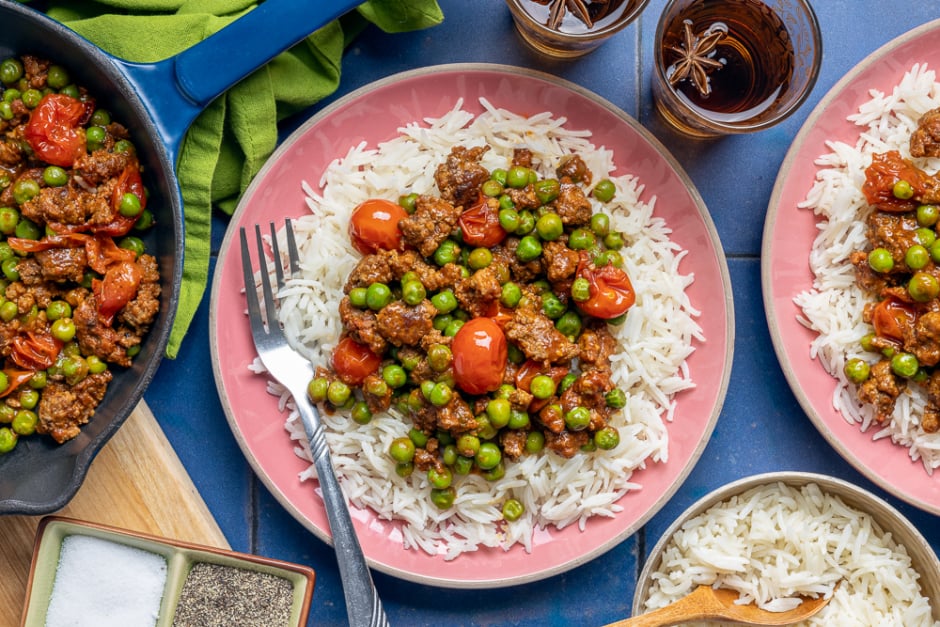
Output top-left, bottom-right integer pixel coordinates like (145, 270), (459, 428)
(633, 472), (940, 626)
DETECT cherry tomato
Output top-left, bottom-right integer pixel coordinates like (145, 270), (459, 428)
(11, 331), (61, 371)
(93, 260), (143, 326)
(9, 233), (134, 275)
(105, 165), (148, 236)
(575, 252), (636, 319)
(452, 317), (507, 395)
(458, 195), (506, 248)
(348, 199), (408, 255)
(872, 297), (916, 341)
(331, 336), (381, 385)
(24, 93), (91, 167)
(484, 300), (514, 330)
(514, 359), (568, 411)
(863, 150), (934, 213)
(0, 370), (37, 399)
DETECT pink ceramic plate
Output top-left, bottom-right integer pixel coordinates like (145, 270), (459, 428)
(763, 20), (940, 515)
(210, 64), (733, 587)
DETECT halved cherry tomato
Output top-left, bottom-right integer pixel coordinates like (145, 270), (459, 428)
(331, 336), (381, 385)
(452, 317), (507, 395)
(575, 252), (636, 319)
(863, 150), (935, 213)
(348, 199), (408, 255)
(11, 331), (62, 371)
(0, 369), (38, 399)
(458, 195), (506, 248)
(93, 260), (143, 326)
(872, 297), (916, 341)
(485, 300), (514, 330)
(23, 93), (91, 167)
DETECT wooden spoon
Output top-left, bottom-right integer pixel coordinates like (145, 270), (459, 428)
(607, 584), (833, 626)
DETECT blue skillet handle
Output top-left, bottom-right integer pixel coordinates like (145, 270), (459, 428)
(118, 0), (363, 162)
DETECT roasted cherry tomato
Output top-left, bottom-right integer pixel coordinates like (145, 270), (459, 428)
(0, 369), (37, 399)
(484, 300), (514, 330)
(348, 198), (408, 255)
(514, 359), (569, 411)
(458, 195), (506, 248)
(575, 252), (636, 319)
(452, 317), (507, 395)
(93, 260), (143, 326)
(872, 297), (916, 341)
(11, 331), (61, 371)
(23, 93), (91, 167)
(9, 233), (134, 274)
(331, 336), (382, 385)
(863, 150), (936, 213)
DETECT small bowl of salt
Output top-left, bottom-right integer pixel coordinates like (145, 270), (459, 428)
(20, 516), (316, 627)
(633, 472), (940, 624)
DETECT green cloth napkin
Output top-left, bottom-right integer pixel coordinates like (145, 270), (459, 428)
(43, 0), (444, 358)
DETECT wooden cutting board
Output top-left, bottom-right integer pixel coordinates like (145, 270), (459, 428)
(0, 401), (228, 627)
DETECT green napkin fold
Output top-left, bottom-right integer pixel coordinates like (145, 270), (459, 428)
(43, 0), (444, 358)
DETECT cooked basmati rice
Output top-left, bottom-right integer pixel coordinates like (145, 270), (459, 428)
(794, 64), (940, 472)
(260, 99), (701, 557)
(643, 482), (937, 626)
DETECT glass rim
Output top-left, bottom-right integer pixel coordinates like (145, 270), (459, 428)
(505, 0), (653, 42)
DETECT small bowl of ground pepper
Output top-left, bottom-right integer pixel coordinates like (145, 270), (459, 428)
(20, 516), (315, 627)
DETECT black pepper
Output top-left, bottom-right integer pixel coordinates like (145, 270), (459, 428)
(172, 562), (294, 627)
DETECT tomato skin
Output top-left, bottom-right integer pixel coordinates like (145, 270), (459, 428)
(9, 233), (134, 274)
(452, 317), (507, 395)
(331, 336), (381, 385)
(514, 359), (568, 411)
(458, 195), (506, 247)
(872, 297), (916, 341)
(11, 331), (61, 371)
(106, 165), (148, 236)
(0, 369), (37, 399)
(575, 252), (636, 319)
(863, 150), (933, 213)
(24, 94), (90, 167)
(348, 199), (408, 255)
(93, 260), (143, 326)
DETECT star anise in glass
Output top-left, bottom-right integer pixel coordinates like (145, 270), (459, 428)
(666, 20), (725, 97)
(547, 0), (596, 30)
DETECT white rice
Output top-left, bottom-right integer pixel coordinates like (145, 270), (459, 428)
(258, 99), (701, 558)
(794, 64), (940, 471)
(643, 482), (937, 626)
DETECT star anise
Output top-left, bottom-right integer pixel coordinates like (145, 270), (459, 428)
(547, 0), (595, 30)
(666, 20), (725, 97)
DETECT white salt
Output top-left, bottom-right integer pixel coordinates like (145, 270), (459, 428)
(44, 534), (167, 627)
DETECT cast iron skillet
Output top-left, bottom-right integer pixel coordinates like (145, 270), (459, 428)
(0, 0), (361, 515)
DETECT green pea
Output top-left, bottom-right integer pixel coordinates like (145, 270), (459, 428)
(486, 397), (512, 429)
(118, 192), (143, 217)
(114, 139), (135, 154)
(349, 401), (371, 424)
(118, 236), (145, 259)
(453, 454), (474, 475)
(917, 228), (937, 248)
(501, 281), (522, 308)
(408, 428), (429, 448)
(0, 101), (12, 121)
(90, 108), (111, 127)
(603, 250), (624, 269)
(530, 375), (556, 400)
(502, 498), (525, 521)
(541, 292), (565, 319)
(592, 179), (616, 202)
(348, 287), (368, 308)
(430, 486), (456, 510)
(2, 88), (18, 103)
(46, 65), (70, 90)
(515, 211), (536, 235)
(443, 319), (464, 337)
(427, 466), (453, 489)
(893, 179), (915, 200)
(481, 179), (504, 197)
(535, 212), (563, 241)
(603, 231), (625, 250)
(568, 228), (596, 250)
(1, 258), (19, 281)
(456, 434), (481, 457)
(525, 430), (545, 454)
(868, 247), (894, 273)
(917, 204), (940, 227)
(0, 427), (15, 454)
(63, 356), (88, 385)
(442, 444), (458, 466)
(366, 282), (393, 311)
(605, 388), (627, 409)
(86, 355), (107, 375)
(0, 207), (17, 235)
(475, 413), (498, 440)
(507, 165), (530, 189)
(12, 179), (40, 205)
(0, 372), (8, 397)
(307, 377), (329, 402)
(398, 192), (419, 214)
(508, 409), (530, 430)
(534, 179), (560, 204)
(29, 371), (47, 389)
(42, 165), (68, 187)
(843, 358), (871, 384)
(890, 352), (919, 378)
(327, 380), (351, 406)
(51, 318), (76, 342)
(908, 271), (940, 302)
(483, 461), (506, 481)
(21, 88), (41, 108)
(931, 240), (940, 264)
(12, 409), (37, 436)
(429, 382), (453, 407)
(427, 344), (452, 372)
(0, 300), (17, 322)
(0, 403), (12, 424)
(906, 245), (930, 270)
(571, 277), (591, 302)
(468, 247), (493, 270)
(401, 280), (426, 306)
(433, 240), (460, 266)
(859, 333), (876, 353)
(594, 426), (621, 450)
(554, 311), (581, 339)
(590, 212), (611, 236)
(491, 168), (508, 186)
(431, 289), (458, 314)
(133, 209), (154, 231)
(0, 58), (23, 85)
(395, 461), (414, 478)
(476, 442), (502, 470)
(498, 207), (520, 232)
(565, 406), (591, 431)
(18, 388), (38, 411)
(558, 373), (577, 394)
(516, 235), (542, 262)
(382, 364), (407, 389)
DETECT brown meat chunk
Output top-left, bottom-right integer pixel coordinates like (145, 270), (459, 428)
(505, 303), (579, 364)
(542, 240), (580, 283)
(857, 359), (904, 424)
(36, 373), (112, 444)
(866, 212), (920, 271)
(344, 252), (395, 292)
(436, 396), (477, 434)
(578, 322), (617, 369)
(117, 254), (161, 332)
(552, 182), (593, 226)
(434, 145), (490, 208)
(35, 247), (87, 283)
(545, 429), (589, 458)
(454, 265), (502, 318)
(500, 429), (527, 460)
(850, 250), (889, 296)
(72, 150), (133, 186)
(911, 107), (940, 158)
(338, 297), (387, 356)
(555, 154), (592, 185)
(376, 299), (435, 347)
(512, 148), (533, 168)
(398, 195), (462, 258)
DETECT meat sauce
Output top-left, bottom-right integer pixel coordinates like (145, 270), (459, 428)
(0, 55), (160, 453)
(309, 144), (636, 509)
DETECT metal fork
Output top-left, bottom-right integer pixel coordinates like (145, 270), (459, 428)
(240, 220), (389, 627)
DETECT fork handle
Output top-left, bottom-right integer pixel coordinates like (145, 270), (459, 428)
(296, 399), (390, 627)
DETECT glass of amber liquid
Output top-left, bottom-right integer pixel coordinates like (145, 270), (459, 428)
(652, 0), (821, 137)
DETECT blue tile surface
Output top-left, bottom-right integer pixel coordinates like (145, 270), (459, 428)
(143, 1), (940, 625)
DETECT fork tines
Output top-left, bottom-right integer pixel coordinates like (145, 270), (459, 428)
(239, 219), (300, 334)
